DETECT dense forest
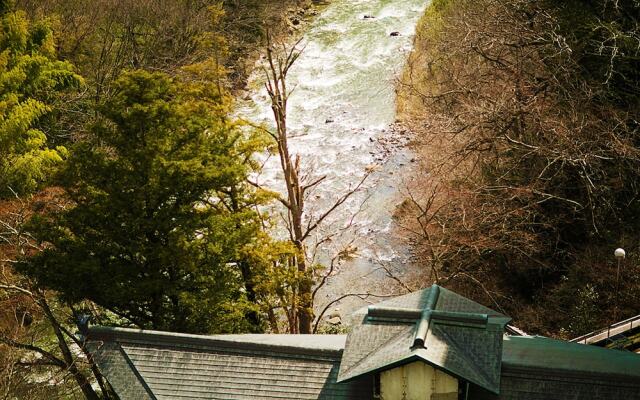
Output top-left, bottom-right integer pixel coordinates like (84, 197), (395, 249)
(0, 0), (639, 397)
(397, 0), (640, 336)
(0, 0), (319, 398)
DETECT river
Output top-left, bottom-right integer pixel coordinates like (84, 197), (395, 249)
(239, 0), (430, 326)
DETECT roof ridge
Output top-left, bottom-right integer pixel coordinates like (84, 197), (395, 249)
(89, 326), (345, 359)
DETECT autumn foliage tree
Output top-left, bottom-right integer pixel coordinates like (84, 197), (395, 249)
(397, 0), (640, 335)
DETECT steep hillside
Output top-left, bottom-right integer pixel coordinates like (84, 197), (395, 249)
(396, 0), (640, 337)
(18, 0), (320, 91)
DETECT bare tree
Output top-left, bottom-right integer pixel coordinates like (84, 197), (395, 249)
(261, 34), (369, 333)
(0, 191), (114, 399)
(395, 0), (640, 335)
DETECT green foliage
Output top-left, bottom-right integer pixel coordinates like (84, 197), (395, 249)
(0, 6), (82, 197)
(19, 0), (308, 97)
(19, 70), (269, 334)
(568, 284), (600, 336)
(316, 323), (349, 335)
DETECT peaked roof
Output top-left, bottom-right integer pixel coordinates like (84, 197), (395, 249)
(336, 284), (511, 394)
(86, 288), (640, 400)
(88, 327), (370, 400)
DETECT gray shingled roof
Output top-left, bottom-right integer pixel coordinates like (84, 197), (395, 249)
(87, 287), (640, 400)
(336, 284), (510, 394)
(88, 327), (370, 399)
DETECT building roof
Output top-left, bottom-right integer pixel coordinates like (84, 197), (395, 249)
(336, 284), (511, 394)
(88, 327), (370, 400)
(480, 335), (640, 400)
(88, 287), (640, 400)
(503, 334), (640, 379)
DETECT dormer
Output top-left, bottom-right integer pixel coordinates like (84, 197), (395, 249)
(375, 361), (458, 400)
(337, 284), (511, 399)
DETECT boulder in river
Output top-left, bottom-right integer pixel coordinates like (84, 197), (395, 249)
(328, 308), (341, 319)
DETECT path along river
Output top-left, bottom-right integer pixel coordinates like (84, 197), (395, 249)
(239, 0), (430, 324)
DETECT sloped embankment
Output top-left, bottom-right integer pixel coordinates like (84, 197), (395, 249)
(395, 0), (640, 337)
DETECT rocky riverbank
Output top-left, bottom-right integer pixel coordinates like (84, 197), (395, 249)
(231, 0), (330, 92)
(239, 0), (431, 332)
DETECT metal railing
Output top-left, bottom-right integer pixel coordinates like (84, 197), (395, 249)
(571, 315), (640, 345)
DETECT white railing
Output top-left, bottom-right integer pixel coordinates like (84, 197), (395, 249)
(571, 315), (640, 345)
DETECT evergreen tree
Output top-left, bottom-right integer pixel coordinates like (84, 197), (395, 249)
(0, 3), (82, 197)
(20, 70), (268, 334)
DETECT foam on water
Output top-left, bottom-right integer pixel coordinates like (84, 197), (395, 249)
(238, 0), (430, 314)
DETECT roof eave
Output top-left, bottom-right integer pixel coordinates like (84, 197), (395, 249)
(336, 354), (424, 383)
(337, 352), (501, 395)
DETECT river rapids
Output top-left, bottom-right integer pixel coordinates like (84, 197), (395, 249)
(239, 0), (430, 324)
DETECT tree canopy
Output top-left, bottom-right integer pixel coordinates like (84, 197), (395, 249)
(0, 4), (82, 197)
(19, 70), (268, 334)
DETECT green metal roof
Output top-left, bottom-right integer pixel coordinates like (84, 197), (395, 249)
(503, 335), (640, 379)
(336, 284), (511, 394)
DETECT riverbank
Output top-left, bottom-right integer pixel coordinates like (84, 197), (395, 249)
(394, 0), (640, 338)
(229, 0), (331, 91)
(239, 0), (432, 331)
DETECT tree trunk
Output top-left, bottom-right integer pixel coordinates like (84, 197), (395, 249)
(295, 245), (313, 334)
(264, 37), (314, 334)
(40, 298), (101, 400)
(229, 185), (262, 331)
(238, 260), (262, 331)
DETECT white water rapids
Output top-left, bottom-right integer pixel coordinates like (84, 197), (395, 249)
(239, 0), (430, 323)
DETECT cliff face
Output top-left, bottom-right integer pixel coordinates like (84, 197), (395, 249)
(395, 0), (640, 337)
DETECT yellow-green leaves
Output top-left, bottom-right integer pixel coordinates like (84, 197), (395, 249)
(0, 8), (82, 197)
(20, 70), (272, 334)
